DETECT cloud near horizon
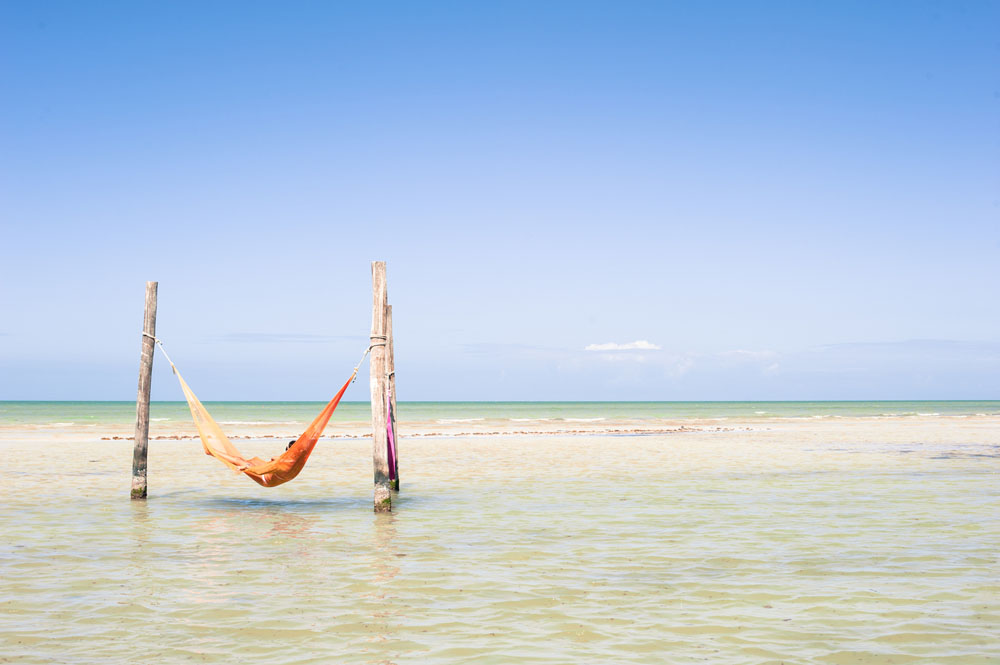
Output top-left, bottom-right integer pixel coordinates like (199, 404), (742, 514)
(585, 340), (662, 352)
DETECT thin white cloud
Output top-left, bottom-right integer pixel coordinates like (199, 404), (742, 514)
(585, 340), (662, 351)
(669, 355), (696, 377)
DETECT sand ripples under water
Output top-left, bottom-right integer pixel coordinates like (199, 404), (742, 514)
(1, 420), (998, 664)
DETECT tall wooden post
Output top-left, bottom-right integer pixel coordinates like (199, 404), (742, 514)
(131, 281), (157, 500)
(369, 262), (392, 512)
(386, 304), (399, 491)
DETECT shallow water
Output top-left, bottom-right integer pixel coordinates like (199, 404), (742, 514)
(1, 420), (998, 664)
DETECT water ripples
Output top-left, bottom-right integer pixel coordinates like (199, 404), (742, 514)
(1, 427), (998, 664)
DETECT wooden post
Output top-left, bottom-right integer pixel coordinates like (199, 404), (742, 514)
(131, 281), (157, 500)
(386, 304), (399, 491)
(369, 262), (392, 512)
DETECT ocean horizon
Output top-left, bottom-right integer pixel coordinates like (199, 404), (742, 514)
(3, 399), (999, 427)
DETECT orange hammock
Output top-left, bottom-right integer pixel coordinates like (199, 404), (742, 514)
(172, 368), (356, 487)
(148, 337), (364, 487)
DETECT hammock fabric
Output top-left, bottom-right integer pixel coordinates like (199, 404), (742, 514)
(173, 367), (356, 488)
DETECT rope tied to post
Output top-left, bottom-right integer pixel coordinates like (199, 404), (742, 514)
(141, 331), (177, 371)
(365, 335), (387, 385)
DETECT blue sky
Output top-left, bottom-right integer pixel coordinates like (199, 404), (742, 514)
(1, 1), (998, 400)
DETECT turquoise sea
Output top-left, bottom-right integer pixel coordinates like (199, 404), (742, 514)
(2, 400), (999, 427)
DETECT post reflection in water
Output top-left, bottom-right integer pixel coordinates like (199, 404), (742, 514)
(125, 500), (155, 617)
(362, 512), (401, 665)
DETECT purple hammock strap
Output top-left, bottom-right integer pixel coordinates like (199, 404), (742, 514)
(386, 385), (396, 481)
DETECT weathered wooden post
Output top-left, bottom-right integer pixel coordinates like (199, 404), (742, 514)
(369, 262), (392, 511)
(131, 281), (157, 500)
(386, 304), (399, 491)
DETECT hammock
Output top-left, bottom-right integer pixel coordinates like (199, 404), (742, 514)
(173, 367), (356, 487)
(151, 337), (362, 487)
